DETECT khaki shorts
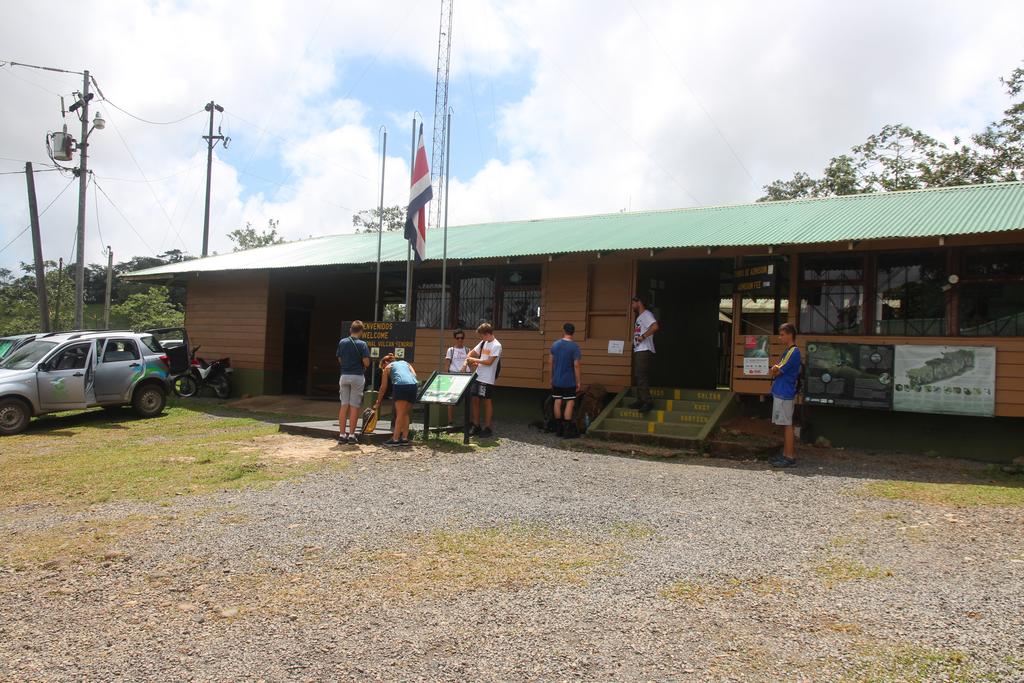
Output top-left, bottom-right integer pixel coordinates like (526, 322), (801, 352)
(772, 396), (794, 426)
(339, 374), (365, 407)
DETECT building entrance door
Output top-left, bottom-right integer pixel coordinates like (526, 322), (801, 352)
(635, 259), (728, 390)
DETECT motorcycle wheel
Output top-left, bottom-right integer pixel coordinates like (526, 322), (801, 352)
(210, 375), (231, 399)
(174, 374), (199, 398)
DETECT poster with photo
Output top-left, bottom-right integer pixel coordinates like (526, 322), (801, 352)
(742, 335), (770, 376)
(804, 342), (894, 410)
(893, 346), (996, 417)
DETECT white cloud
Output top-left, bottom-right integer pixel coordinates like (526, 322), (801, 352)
(1, 0), (1022, 274)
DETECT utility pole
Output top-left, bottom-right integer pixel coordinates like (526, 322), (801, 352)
(102, 246), (113, 329)
(25, 162), (51, 332)
(73, 70), (90, 330)
(202, 101), (226, 257)
(55, 258), (64, 332)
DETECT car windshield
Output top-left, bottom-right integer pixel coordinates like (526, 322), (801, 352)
(0, 340), (57, 370)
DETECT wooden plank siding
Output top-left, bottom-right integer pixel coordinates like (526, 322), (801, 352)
(730, 336), (1024, 418)
(184, 272), (270, 369)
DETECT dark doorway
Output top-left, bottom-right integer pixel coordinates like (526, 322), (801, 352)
(282, 308), (312, 395)
(636, 259), (728, 390)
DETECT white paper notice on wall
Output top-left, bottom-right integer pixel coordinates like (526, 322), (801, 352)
(607, 340), (625, 355)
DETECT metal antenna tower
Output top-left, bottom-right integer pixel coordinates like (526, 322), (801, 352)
(430, 0), (453, 232)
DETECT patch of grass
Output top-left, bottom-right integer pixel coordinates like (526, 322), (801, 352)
(355, 524), (620, 596)
(0, 515), (157, 570)
(0, 406), (343, 510)
(844, 644), (1002, 683)
(860, 475), (1024, 508)
(609, 521), (657, 540)
(815, 557), (892, 586)
(659, 576), (787, 603)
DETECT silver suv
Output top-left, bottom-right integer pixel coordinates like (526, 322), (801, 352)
(0, 330), (171, 436)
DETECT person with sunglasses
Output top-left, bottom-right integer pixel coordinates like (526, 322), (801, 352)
(443, 329), (469, 426)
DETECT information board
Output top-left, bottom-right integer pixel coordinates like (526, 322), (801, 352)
(742, 335), (770, 376)
(418, 371), (476, 405)
(805, 342), (894, 410)
(733, 263), (776, 296)
(346, 321), (416, 362)
(893, 345), (996, 417)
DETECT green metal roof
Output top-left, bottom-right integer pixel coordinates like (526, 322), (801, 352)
(127, 181), (1024, 278)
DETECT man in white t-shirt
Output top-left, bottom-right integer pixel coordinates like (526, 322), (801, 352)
(463, 322), (502, 438)
(442, 328), (469, 426)
(631, 295), (659, 412)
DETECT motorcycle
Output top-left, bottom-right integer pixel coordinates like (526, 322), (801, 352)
(173, 345), (233, 399)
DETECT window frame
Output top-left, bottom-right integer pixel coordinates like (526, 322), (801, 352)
(798, 254), (867, 336)
(413, 264), (543, 331)
(955, 246), (1024, 337)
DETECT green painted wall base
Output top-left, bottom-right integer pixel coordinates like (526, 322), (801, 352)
(741, 397), (1023, 463)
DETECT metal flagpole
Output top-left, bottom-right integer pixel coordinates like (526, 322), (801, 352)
(404, 117), (416, 321)
(373, 127), (387, 321)
(438, 110), (452, 369)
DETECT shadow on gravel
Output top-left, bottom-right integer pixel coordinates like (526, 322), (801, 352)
(500, 423), (1024, 495)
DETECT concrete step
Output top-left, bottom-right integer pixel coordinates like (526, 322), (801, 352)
(610, 407), (710, 425)
(596, 418), (703, 439)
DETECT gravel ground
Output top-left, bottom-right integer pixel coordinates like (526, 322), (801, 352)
(2, 425), (1023, 682)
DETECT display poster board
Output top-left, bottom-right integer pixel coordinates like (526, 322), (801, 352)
(893, 345), (996, 417)
(418, 371), (477, 405)
(742, 335), (771, 376)
(607, 340), (625, 355)
(345, 321), (416, 362)
(805, 342), (894, 410)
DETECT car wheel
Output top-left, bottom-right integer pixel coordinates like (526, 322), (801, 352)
(173, 374), (198, 398)
(132, 384), (167, 418)
(0, 398), (31, 436)
(210, 376), (231, 399)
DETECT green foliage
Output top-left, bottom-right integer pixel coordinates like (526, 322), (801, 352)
(227, 218), (285, 251)
(973, 65), (1024, 181)
(353, 205), (406, 234)
(110, 286), (184, 330)
(760, 62), (1023, 200)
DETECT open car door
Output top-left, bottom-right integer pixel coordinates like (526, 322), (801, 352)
(145, 327), (191, 375)
(37, 341), (97, 411)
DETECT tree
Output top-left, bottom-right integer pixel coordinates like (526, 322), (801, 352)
(227, 219), (285, 251)
(853, 124), (945, 192)
(353, 206), (405, 233)
(110, 286), (184, 330)
(974, 63), (1024, 181)
(760, 172), (820, 201)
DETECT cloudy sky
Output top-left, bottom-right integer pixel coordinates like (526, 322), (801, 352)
(0, 0), (1022, 271)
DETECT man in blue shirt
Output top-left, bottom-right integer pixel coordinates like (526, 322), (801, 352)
(769, 322), (801, 468)
(336, 320), (370, 444)
(549, 322), (582, 438)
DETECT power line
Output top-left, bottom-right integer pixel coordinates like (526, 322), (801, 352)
(0, 168), (61, 176)
(92, 178), (157, 256)
(89, 76), (203, 126)
(92, 174), (107, 256)
(0, 176), (77, 256)
(0, 60), (82, 75)
(102, 108), (190, 252)
(627, 1), (758, 190)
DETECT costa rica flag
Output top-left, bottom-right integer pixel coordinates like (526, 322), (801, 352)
(405, 124), (432, 262)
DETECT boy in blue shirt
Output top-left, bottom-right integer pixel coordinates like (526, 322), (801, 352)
(549, 322), (582, 438)
(769, 322), (801, 468)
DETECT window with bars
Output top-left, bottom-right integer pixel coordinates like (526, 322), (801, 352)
(413, 266), (542, 330)
(798, 255), (865, 334)
(958, 247), (1024, 336)
(500, 268), (541, 330)
(874, 251), (946, 336)
(456, 272), (495, 329)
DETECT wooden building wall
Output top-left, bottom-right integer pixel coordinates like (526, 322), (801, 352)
(184, 272), (270, 372)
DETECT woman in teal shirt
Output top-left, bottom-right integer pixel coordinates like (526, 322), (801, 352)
(375, 354), (418, 447)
